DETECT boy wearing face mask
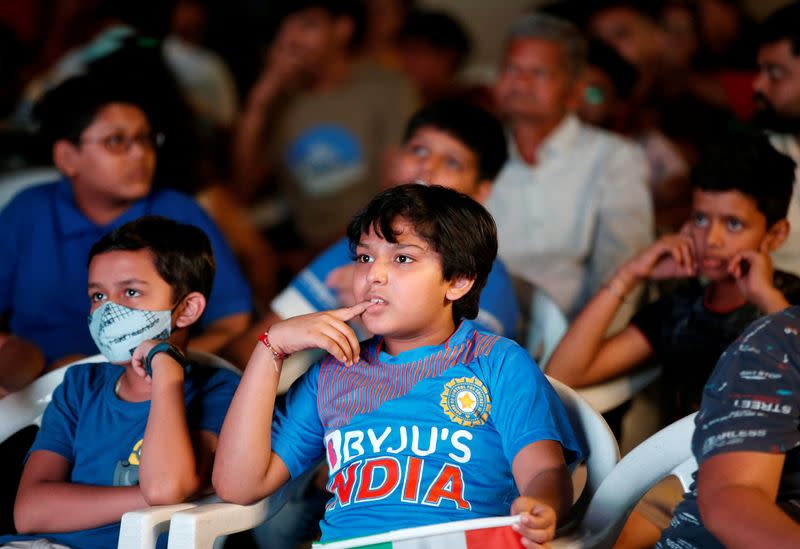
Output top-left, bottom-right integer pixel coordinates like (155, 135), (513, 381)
(1, 216), (239, 549)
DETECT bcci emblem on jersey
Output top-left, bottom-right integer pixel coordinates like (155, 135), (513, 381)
(440, 377), (491, 427)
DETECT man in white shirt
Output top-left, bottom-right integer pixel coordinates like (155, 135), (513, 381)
(487, 12), (653, 321)
(753, 2), (800, 277)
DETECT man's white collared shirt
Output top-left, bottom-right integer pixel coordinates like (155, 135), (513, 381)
(487, 115), (654, 318)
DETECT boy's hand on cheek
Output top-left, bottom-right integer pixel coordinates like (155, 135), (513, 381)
(511, 496), (557, 548)
(268, 301), (375, 365)
(729, 251), (789, 313)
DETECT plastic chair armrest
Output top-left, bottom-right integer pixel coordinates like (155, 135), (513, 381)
(118, 502), (199, 549)
(576, 366), (662, 413)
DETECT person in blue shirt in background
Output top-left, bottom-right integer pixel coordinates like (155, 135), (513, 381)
(213, 184), (580, 546)
(1, 216), (239, 549)
(0, 74), (252, 396)
(225, 99), (520, 367)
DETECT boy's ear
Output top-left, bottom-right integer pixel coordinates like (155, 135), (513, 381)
(174, 292), (207, 329)
(760, 219), (791, 253)
(445, 276), (476, 303)
(53, 139), (80, 178)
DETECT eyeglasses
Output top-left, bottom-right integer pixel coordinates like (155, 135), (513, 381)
(79, 132), (166, 154)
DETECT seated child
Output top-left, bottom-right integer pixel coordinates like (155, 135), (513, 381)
(0, 73), (252, 393)
(547, 133), (800, 420)
(225, 99), (520, 367)
(0, 216), (239, 548)
(545, 132), (800, 546)
(213, 184), (581, 545)
(657, 307), (800, 547)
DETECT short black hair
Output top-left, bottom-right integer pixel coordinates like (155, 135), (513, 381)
(88, 216), (216, 301)
(32, 73), (151, 149)
(759, 2), (800, 55)
(398, 9), (472, 71)
(275, 0), (366, 51)
(403, 100), (508, 182)
(691, 132), (796, 227)
(347, 184), (497, 323)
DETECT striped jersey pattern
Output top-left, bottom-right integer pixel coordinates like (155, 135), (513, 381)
(317, 330), (500, 429)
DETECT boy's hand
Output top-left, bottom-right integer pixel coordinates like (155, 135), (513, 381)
(729, 251), (789, 313)
(130, 340), (184, 382)
(620, 233), (696, 284)
(131, 339), (159, 382)
(511, 496), (557, 548)
(249, 31), (309, 103)
(267, 301), (375, 365)
(326, 265), (357, 307)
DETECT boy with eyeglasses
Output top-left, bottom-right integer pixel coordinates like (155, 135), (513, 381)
(0, 74), (253, 396)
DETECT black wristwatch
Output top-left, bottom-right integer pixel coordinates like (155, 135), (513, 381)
(144, 342), (187, 377)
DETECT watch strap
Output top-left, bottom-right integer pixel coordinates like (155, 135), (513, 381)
(145, 341), (187, 377)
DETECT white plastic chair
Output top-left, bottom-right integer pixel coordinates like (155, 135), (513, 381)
(546, 376), (620, 531)
(159, 375), (619, 549)
(527, 290), (568, 369)
(575, 365), (662, 414)
(0, 354), (107, 443)
(552, 412), (698, 549)
(0, 350), (239, 549)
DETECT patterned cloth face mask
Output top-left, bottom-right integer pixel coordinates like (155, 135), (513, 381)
(88, 302), (172, 363)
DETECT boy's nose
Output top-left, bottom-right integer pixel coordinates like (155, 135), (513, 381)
(366, 261), (388, 284)
(706, 222), (724, 247)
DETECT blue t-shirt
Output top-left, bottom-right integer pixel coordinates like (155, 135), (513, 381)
(270, 237), (520, 339)
(271, 320), (582, 542)
(0, 360), (239, 549)
(657, 307), (800, 548)
(0, 178), (253, 363)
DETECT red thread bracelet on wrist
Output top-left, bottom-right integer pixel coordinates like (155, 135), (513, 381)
(258, 331), (290, 361)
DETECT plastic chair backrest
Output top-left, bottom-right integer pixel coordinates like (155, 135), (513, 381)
(0, 354), (107, 444)
(546, 376), (620, 527)
(561, 413), (698, 549)
(528, 290), (568, 369)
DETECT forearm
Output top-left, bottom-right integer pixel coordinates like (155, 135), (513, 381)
(213, 344), (282, 502)
(222, 311), (281, 370)
(231, 87), (281, 200)
(754, 286), (791, 315)
(188, 313), (250, 355)
(545, 270), (634, 386)
(138, 358), (199, 505)
(519, 465), (573, 523)
(701, 485), (800, 549)
(15, 482), (146, 533)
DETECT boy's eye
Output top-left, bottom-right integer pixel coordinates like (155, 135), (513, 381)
(125, 288), (141, 298)
(395, 255), (413, 264)
(692, 213), (709, 228)
(410, 144), (428, 157)
(726, 218), (743, 232)
(91, 292), (106, 302)
(445, 157), (463, 170)
(356, 254), (373, 263)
